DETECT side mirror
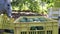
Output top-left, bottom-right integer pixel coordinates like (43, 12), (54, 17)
(58, 16), (60, 19)
(58, 16), (60, 20)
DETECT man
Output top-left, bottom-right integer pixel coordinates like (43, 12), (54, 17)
(0, 0), (12, 18)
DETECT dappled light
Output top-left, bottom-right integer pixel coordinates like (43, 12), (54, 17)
(11, 0), (55, 14)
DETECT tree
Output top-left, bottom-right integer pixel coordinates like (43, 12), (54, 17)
(11, 0), (54, 14)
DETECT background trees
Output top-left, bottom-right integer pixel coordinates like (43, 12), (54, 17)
(11, 0), (55, 14)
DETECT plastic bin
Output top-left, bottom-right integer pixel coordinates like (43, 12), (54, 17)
(14, 16), (58, 34)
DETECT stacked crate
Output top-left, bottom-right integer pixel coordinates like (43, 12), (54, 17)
(13, 16), (58, 34)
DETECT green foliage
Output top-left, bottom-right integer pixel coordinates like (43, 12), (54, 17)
(11, 0), (54, 14)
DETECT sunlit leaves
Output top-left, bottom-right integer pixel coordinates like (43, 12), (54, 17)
(11, 0), (54, 14)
